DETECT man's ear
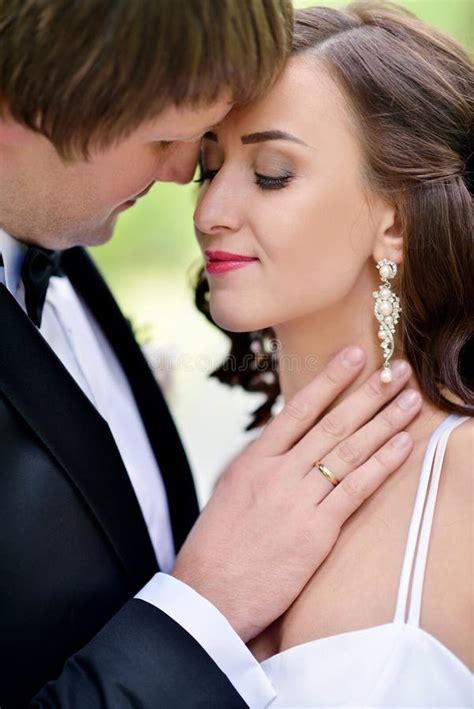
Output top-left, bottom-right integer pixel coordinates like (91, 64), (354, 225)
(372, 204), (404, 265)
(0, 114), (33, 147)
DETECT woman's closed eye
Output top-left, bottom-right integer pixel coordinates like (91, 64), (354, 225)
(194, 166), (295, 191)
(255, 171), (294, 190)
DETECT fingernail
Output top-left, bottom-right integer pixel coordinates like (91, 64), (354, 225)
(397, 389), (421, 410)
(391, 360), (410, 379)
(342, 347), (365, 367)
(392, 431), (411, 449)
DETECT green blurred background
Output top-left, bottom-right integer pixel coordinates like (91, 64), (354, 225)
(92, 0), (473, 501)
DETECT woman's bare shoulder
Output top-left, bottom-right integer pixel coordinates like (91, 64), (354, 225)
(438, 415), (473, 515)
(444, 414), (473, 469)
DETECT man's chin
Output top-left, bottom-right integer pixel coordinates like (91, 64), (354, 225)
(79, 216), (118, 248)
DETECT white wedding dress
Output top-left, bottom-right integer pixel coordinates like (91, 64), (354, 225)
(260, 413), (473, 707)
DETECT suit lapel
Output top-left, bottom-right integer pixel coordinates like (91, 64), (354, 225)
(62, 247), (199, 552)
(0, 284), (158, 592)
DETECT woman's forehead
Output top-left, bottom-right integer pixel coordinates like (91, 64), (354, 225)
(213, 58), (357, 152)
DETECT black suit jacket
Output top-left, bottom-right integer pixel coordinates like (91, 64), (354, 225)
(0, 248), (246, 708)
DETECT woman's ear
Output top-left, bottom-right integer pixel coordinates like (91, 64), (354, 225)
(372, 203), (404, 265)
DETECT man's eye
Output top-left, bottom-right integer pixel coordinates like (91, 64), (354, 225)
(255, 172), (294, 190)
(157, 140), (173, 150)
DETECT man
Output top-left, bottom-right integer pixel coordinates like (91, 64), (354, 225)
(0, 2), (418, 707)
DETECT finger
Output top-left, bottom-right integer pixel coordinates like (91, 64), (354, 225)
(294, 359), (412, 470)
(318, 431), (414, 525)
(302, 462), (338, 505)
(310, 388), (422, 485)
(252, 346), (366, 457)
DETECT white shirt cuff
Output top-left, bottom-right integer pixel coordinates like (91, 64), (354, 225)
(135, 572), (276, 709)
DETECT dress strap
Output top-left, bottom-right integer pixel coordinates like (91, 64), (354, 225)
(393, 414), (468, 625)
(406, 415), (470, 626)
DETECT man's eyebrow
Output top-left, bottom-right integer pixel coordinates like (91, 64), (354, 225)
(203, 129), (307, 146)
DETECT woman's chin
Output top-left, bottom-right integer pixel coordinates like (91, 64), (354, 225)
(210, 303), (271, 334)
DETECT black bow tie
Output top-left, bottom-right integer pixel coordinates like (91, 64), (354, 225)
(21, 246), (64, 327)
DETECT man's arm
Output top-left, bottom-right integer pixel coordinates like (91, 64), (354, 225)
(32, 599), (249, 708)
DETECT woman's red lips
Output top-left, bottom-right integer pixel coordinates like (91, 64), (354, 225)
(204, 250), (258, 274)
(205, 250), (256, 262)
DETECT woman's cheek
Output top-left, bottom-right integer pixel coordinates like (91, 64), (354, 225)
(258, 190), (322, 266)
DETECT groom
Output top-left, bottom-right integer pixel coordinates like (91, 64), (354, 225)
(0, 2), (418, 707)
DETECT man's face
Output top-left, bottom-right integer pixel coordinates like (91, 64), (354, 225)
(0, 97), (231, 249)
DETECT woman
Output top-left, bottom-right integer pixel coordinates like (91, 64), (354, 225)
(193, 2), (473, 705)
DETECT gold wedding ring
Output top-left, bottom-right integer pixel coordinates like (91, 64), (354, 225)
(316, 463), (339, 487)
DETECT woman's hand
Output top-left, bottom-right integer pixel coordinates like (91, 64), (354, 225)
(172, 346), (422, 642)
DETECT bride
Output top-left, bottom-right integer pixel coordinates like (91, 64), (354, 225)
(193, 2), (473, 706)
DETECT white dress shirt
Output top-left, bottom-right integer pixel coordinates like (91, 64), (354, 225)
(0, 228), (275, 709)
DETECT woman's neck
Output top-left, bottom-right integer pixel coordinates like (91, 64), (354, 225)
(274, 266), (404, 410)
(270, 265), (454, 477)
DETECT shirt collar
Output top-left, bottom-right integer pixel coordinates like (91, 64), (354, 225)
(0, 228), (28, 297)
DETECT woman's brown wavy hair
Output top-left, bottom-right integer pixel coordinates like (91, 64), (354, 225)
(195, 1), (474, 430)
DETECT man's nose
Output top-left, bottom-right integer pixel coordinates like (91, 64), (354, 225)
(156, 141), (201, 184)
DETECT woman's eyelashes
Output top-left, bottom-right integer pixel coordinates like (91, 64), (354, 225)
(194, 168), (219, 184)
(194, 166), (295, 191)
(255, 171), (294, 190)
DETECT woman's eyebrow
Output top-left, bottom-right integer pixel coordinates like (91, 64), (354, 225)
(241, 130), (307, 146)
(203, 129), (307, 146)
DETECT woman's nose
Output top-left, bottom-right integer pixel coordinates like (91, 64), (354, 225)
(194, 178), (241, 236)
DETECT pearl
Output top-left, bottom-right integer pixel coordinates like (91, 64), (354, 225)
(378, 330), (385, 339)
(380, 368), (393, 383)
(380, 301), (393, 316)
(380, 287), (391, 300)
(379, 265), (392, 280)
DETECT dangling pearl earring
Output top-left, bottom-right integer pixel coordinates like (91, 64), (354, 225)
(373, 259), (401, 383)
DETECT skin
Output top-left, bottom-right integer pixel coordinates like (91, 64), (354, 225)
(0, 96), (232, 248)
(194, 57), (473, 668)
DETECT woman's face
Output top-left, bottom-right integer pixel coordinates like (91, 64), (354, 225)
(194, 56), (391, 333)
